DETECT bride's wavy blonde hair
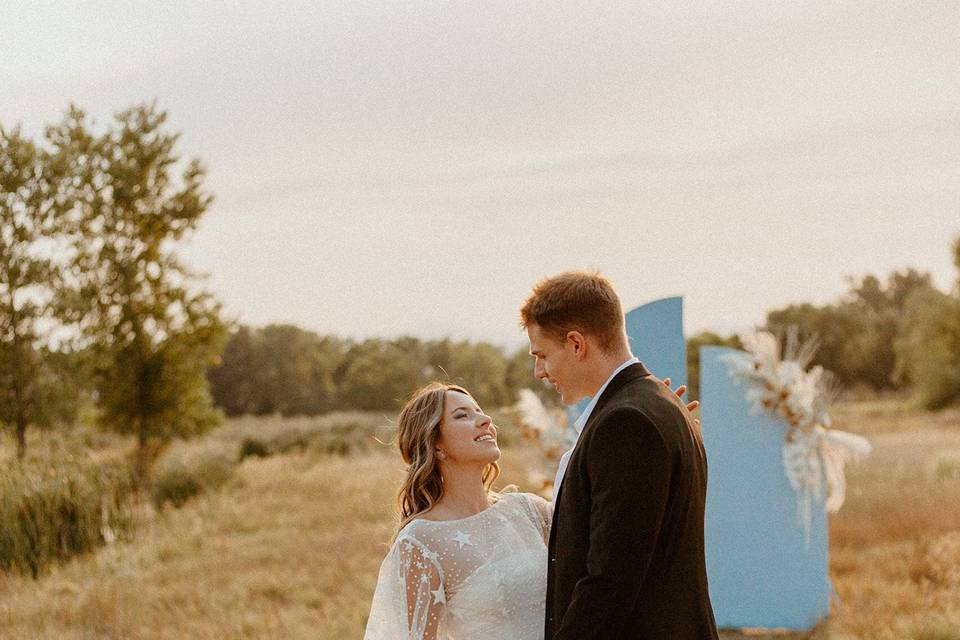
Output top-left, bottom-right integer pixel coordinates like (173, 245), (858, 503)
(395, 382), (501, 534)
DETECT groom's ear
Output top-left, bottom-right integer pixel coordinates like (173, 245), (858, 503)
(566, 331), (588, 360)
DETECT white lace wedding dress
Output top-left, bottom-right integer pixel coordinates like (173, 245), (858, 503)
(364, 492), (552, 639)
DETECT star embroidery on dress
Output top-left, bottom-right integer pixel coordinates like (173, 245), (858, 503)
(452, 530), (473, 549)
(423, 548), (439, 563)
(431, 584), (446, 605)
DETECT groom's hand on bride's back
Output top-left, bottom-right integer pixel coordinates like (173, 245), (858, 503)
(662, 377), (701, 427)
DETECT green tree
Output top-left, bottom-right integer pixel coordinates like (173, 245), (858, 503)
(208, 325), (258, 415)
(766, 303), (868, 386)
(885, 269), (934, 310)
(847, 269), (932, 388)
(0, 125), (71, 459)
(894, 285), (960, 409)
(210, 325), (348, 416)
(50, 103), (226, 482)
(338, 338), (426, 411)
(765, 269), (934, 390)
(253, 325), (345, 415)
(445, 341), (510, 408)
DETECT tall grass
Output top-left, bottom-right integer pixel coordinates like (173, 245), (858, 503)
(0, 455), (133, 578)
(4, 402), (955, 637)
(215, 411), (397, 458)
(150, 412), (397, 509)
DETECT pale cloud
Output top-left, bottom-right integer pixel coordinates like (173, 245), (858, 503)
(3, 1), (959, 348)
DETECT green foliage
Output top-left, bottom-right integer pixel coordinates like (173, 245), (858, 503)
(46, 103), (227, 478)
(309, 423), (371, 456)
(239, 437), (270, 460)
(421, 339), (515, 408)
(447, 341), (512, 407)
(504, 347), (560, 409)
(212, 329), (536, 416)
(767, 302), (874, 385)
(894, 286), (960, 410)
(338, 338), (427, 411)
(0, 456), (134, 577)
(0, 125), (74, 458)
(766, 268), (934, 390)
(150, 440), (237, 509)
(208, 325), (259, 416)
(209, 325), (346, 416)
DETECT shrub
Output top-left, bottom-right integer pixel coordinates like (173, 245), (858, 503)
(219, 412), (392, 460)
(150, 441), (237, 509)
(268, 426), (310, 454)
(238, 438), (270, 460)
(0, 456), (134, 577)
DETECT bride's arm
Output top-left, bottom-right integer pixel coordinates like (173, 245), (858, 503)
(400, 539), (446, 639)
(527, 493), (553, 544)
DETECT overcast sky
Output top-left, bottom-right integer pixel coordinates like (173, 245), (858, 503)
(4, 1), (959, 349)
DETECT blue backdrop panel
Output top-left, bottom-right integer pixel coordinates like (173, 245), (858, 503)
(567, 297), (687, 428)
(701, 346), (830, 630)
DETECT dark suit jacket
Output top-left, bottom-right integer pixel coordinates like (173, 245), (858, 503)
(545, 362), (719, 639)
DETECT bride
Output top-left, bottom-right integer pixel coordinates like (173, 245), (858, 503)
(363, 380), (693, 639)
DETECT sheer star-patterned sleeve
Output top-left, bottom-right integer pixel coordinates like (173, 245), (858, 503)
(523, 493), (553, 544)
(537, 495), (554, 544)
(363, 533), (447, 640)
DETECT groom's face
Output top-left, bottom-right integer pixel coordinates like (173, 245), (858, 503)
(527, 323), (584, 406)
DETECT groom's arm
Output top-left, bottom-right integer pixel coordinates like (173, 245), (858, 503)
(553, 408), (671, 640)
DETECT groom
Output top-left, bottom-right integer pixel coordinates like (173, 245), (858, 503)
(522, 271), (719, 639)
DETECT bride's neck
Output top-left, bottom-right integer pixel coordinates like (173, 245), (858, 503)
(435, 464), (490, 518)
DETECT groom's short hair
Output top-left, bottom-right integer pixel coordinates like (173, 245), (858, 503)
(520, 271), (626, 353)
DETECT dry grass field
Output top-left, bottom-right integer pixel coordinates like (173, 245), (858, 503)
(0, 401), (958, 639)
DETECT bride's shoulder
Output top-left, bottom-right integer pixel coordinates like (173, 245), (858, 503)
(497, 490), (549, 509)
(396, 517), (435, 539)
(392, 523), (443, 557)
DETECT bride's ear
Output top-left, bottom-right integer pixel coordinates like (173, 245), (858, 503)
(435, 449), (446, 460)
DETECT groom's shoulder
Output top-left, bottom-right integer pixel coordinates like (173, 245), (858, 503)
(605, 371), (666, 411)
(596, 375), (690, 436)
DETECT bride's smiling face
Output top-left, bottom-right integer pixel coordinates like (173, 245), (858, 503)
(437, 390), (500, 465)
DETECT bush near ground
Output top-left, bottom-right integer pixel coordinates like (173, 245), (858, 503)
(0, 454), (134, 578)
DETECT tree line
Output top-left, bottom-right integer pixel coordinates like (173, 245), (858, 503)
(214, 239), (960, 419)
(688, 242), (960, 409)
(207, 326), (550, 416)
(4, 102), (959, 470)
